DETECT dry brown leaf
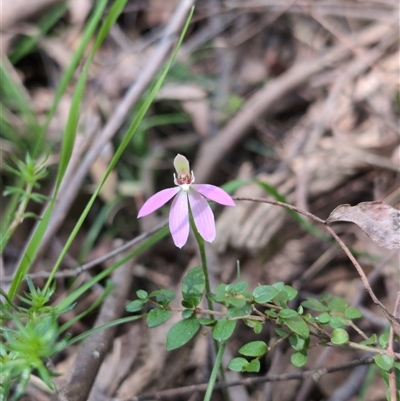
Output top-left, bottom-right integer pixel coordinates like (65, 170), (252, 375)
(326, 201), (400, 249)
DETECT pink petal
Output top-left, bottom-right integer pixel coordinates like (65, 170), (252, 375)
(169, 191), (190, 248)
(188, 189), (216, 243)
(138, 187), (180, 218)
(191, 184), (235, 206)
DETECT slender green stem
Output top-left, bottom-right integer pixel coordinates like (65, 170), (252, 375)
(188, 209), (230, 400)
(204, 340), (227, 401)
(189, 215), (214, 316)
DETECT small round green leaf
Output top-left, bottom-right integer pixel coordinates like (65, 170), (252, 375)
(212, 318), (236, 341)
(330, 328), (349, 344)
(225, 284), (234, 293)
(329, 316), (347, 329)
(136, 290), (148, 300)
(227, 296), (247, 309)
(126, 299), (145, 312)
(244, 319), (263, 334)
(265, 310), (277, 318)
(279, 309), (310, 338)
(275, 290), (289, 305)
(327, 296), (348, 313)
(226, 304), (252, 318)
(275, 328), (287, 337)
(374, 354), (394, 371)
(316, 312), (330, 324)
(149, 289), (176, 304)
(166, 318), (201, 351)
(197, 318), (215, 326)
(303, 313), (315, 323)
(291, 351), (308, 367)
(238, 341), (268, 357)
(379, 332), (390, 349)
(213, 284), (228, 303)
(253, 285), (279, 303)
(146, 308), (171, 328)
(232, 281), (248, 294)
(243, 358), (260, 372)
(289, 334), (306, 351)
(228, 357), (248, 372)
(182, 309), (194, 319)
(283, 285), (298, 301)
(360, 334), (377, 346)
(181, 267), (205, 307)
(301, 298), (329, 312)
(272, 282), (285, 291)
(279, 309), (297, 319)
(344, 306), (362, 320)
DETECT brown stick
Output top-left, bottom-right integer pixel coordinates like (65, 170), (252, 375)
(232, 196), (400, 337)
(388, 292), (400, 401)
(2, 219), (168, 282)
(134, 357), (374, 400)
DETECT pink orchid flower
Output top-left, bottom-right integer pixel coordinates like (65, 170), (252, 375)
(138, 154), (235, 248)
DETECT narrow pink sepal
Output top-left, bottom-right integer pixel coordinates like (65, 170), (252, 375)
(192, 184), (235, 206)
(138, 187), (180, 218)
(188, 189), (216, 243)
(169, 191), (190, 248)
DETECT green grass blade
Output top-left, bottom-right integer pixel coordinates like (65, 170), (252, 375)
(58, 280), (115, 333)
(55, 227), (168, 312)
(1, 0), (109, 254)
(77, 198), (123, 263)
(7, 0), (127, 300)
(66, 315), (143, 346)
(0, 105), (27, 149)
(91, 0), (129, 54)
(33, 0), (109, 157)
(0, 62), (41, 139)
(9, 2), (69, 64)
(55, 0), (128, 189)
(43, 7), (194, 292)
(0, 61), (42, 241)
(56, 0), (128, 189)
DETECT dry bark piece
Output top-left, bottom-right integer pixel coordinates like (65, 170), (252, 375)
(326, 201), (400, 249)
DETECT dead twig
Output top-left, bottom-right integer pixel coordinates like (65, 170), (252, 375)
(133, 357), (374, 400)
(232, 196), (400, 338)
(324, 226), (400, 338)
(387, 292), (400, 401)
(1, 219), (168, 283)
